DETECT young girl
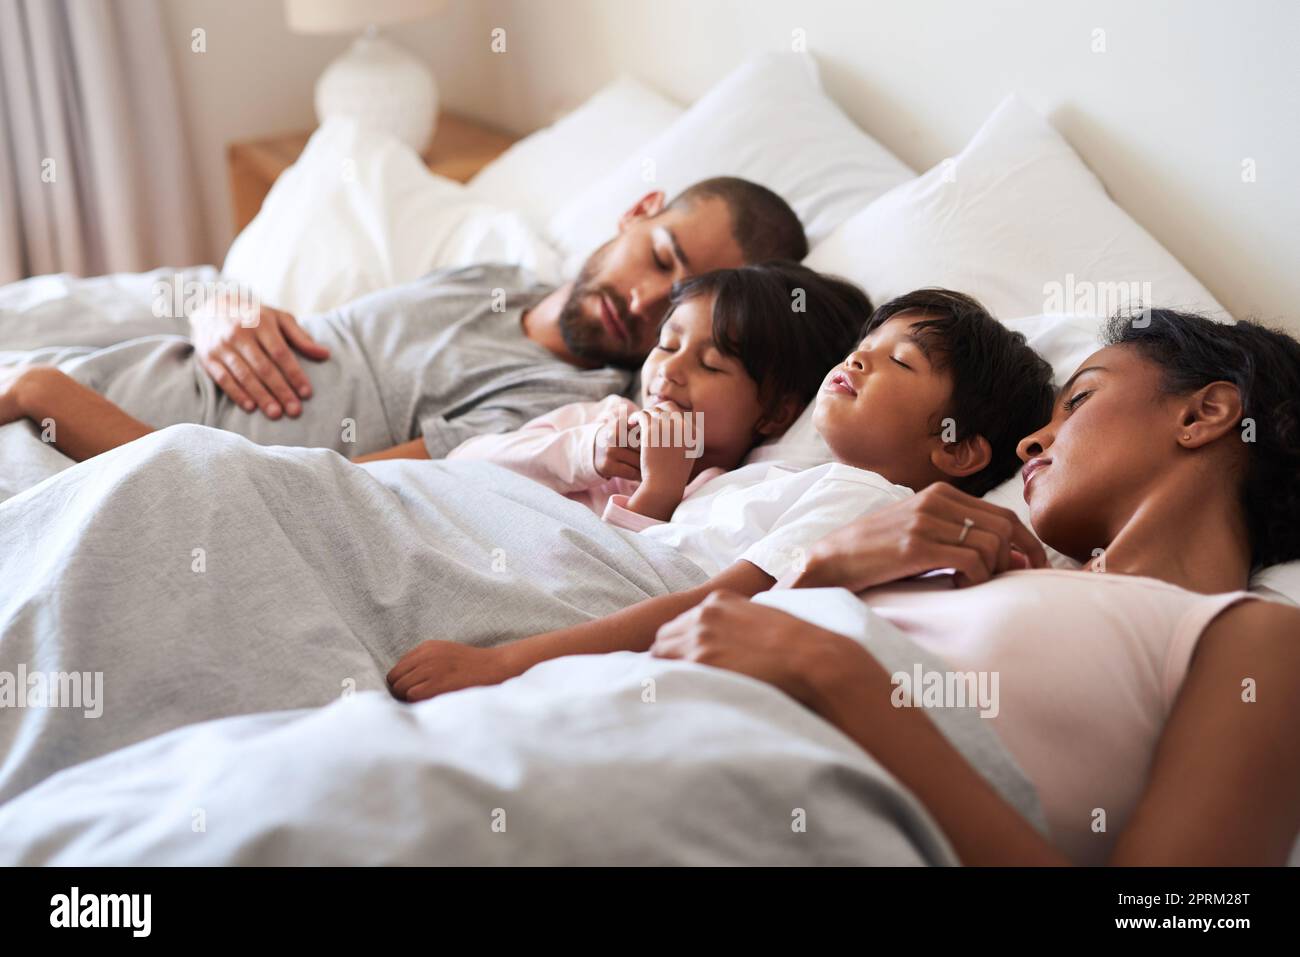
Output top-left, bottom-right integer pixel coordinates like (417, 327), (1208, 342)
(447, 261), (872, 523)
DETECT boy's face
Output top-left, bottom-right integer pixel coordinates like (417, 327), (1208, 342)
(812, 313), (955, 483)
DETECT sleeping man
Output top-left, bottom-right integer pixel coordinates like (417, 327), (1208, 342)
(0, 177), (807, 470)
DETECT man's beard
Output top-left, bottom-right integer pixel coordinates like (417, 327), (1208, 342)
(557, 242), (643, 370)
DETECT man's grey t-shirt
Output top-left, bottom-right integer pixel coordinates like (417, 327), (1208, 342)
(36, 264), (632, 458)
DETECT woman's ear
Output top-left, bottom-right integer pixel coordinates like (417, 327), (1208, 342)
(618, 190), (667, 232)
(931, 433), (993, 481)
(755, 396), (804, 439)
(1178, 381), (1244, 448)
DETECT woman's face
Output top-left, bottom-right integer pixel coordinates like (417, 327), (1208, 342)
(1016, 344), (1186, 562)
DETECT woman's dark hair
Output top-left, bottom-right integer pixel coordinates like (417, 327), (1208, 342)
(1105, 308), (1300, 569)
(862, 288), (1056, 496)
(668, 260), (871, 419)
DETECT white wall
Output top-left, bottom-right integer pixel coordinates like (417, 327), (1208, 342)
(159, 0), (498, 261)
(471, 0), (1299, 329)
(159, 0), (1298, 328)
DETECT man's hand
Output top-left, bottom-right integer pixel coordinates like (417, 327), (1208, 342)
(387, 640), (522, 702)
(190, 296), (330, 419)
(796, 482), (1049, 592)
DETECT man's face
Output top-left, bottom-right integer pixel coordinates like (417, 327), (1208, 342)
(558, 193), (746, 369)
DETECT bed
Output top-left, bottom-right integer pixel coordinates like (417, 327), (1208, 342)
(0, 52), (1295, 865)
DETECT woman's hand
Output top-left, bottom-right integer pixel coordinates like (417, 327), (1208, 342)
(650, 591), (872, 712)
(653, 590), (1069, 866)
(387, 641), (522, 702)
(796, 482), (1049, 592)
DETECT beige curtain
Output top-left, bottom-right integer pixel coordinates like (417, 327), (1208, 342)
(0, 0), (206, 283)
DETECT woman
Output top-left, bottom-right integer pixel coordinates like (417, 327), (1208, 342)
(652, 309), (1300, 865)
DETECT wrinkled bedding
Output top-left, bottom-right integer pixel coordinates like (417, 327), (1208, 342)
(0, 613), (1043, 866)
(0, 267), (212, 501)
(0, 270), (1046, 865)
(0, 425), (709, 802)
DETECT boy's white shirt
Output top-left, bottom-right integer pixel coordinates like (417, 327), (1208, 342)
(635, 460), (914, 579)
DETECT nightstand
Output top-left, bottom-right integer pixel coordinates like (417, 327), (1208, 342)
(226, 111), (516, 234)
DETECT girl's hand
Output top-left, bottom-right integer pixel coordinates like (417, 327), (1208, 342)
(796, 482), (1049, 592)
(387, 640), (522, 702)
(626, 406), (695, 519)
(593, 420), (641, 481)
(651, 591), (872, 712)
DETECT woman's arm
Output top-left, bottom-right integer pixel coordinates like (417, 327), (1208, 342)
(0, 366), (154, 461)
(1108, 599), (1300, 865)
(387, 559), (775, 701)
(651, 592), (1068, 865)
(652, 593), (1300, 866)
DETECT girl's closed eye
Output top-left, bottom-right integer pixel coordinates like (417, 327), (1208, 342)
(700, 350), (730, 374)
(890, 355), (912, 370)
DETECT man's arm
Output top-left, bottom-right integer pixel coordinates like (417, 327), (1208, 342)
(386, 559), (775, 701)
(1, 366), (153, 460)
(352, 438), (430, 464)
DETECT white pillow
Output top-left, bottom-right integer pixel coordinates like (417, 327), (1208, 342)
(548, 51), (915, 275)
(743, 401), (830, 469)
(1252, 563), (1300, 606)
(806, 94), (1228, 322)
(222, 118), (562, 316)
(467, 76), (683, 231)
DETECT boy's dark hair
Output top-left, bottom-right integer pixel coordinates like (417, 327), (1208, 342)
(862, 288), (1056, 496)
(1105, 309), (1300, 569)
(669, 260), (871, 421)
(666, 177), (809, 263)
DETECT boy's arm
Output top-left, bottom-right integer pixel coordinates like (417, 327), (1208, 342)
(2, 366), (154, 461)
(387, 559), (775, 701)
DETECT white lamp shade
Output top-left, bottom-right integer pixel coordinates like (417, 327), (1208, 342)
(285, 0), (448, 34)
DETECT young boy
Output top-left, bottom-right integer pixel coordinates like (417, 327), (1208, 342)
(387, 288), (1057, 701)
